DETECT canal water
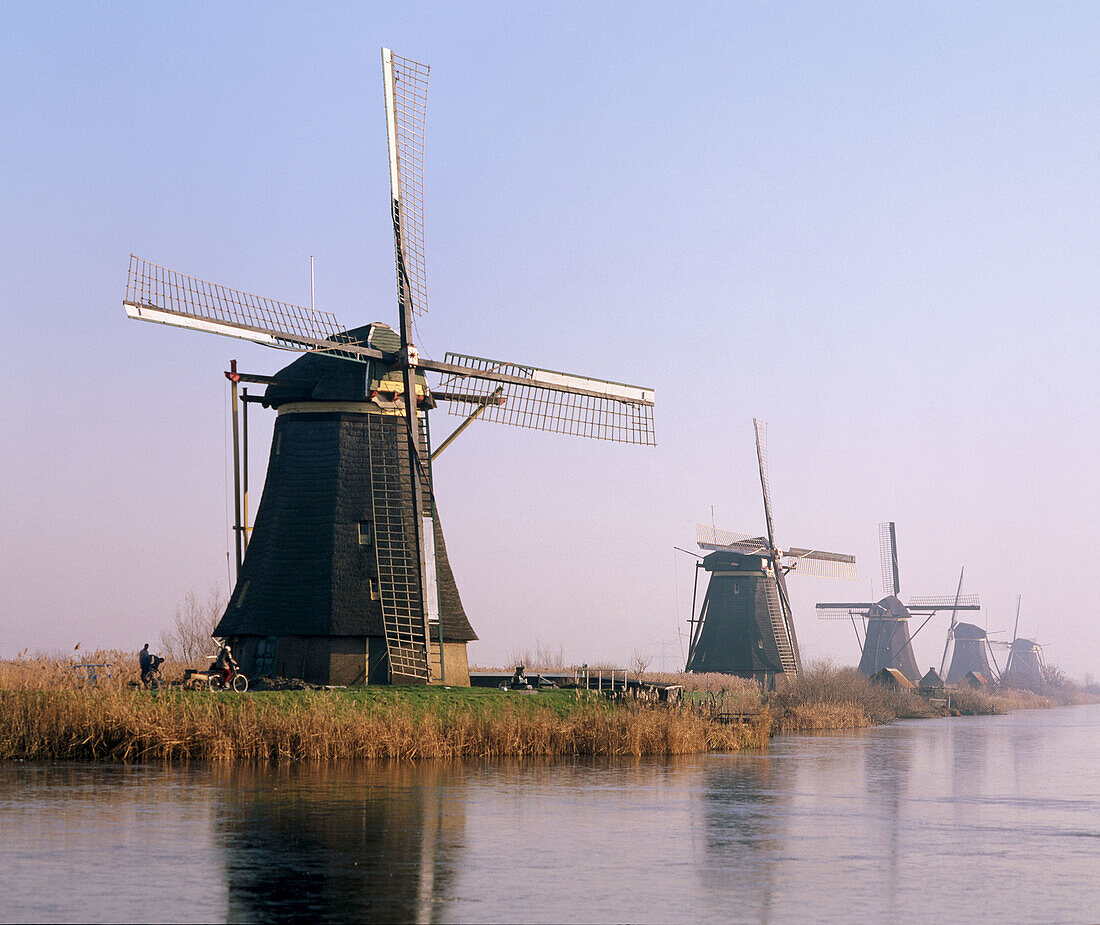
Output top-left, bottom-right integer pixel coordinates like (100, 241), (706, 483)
(2, 704), (1098, 923)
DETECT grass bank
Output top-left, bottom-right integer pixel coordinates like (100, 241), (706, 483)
(0, 686), (771, 762)
(0, 655), (1086, 763)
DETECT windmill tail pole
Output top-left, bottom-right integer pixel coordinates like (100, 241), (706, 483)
(894, 612), (936, 666)
(227, 360), (243, 579)
(686, 562), (704, 667)
(987, 638), (1003, 681)
(850, 614), (864, 653)
(242, 387), (250, 555)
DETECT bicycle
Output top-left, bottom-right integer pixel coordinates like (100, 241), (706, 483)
(207, 667), (249, 693)
(141, 655), (165, 691)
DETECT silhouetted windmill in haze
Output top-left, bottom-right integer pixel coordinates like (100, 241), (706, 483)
(122, 49), (656, 686)
(686, 419), (857, 688)
(817, 524), (980, 681)
(996, 595), (1046, 691)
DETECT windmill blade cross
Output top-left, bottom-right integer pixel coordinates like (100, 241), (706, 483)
(428, 353), (655, 445)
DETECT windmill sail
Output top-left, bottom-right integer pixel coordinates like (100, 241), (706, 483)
(383, 49), (430, 318)
(695, 525), (770, 554)
(365, 414), (431, 682)
(124, 256), (380, 362)
(432, 353), (655, 445)
(907, 594), (980, 610)
(880, 521), (900, 597)
(765, 569), (799, 674)
(697, 526), (855, 578)
(754, 419), (776, 550)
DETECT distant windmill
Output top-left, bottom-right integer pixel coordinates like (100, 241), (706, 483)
(940, 582), (998, 685)
(685, 419), (857, 688)
(122, 49), (656, 686)
(817, 524), (980, 681)
(996, 595), (1046, 692)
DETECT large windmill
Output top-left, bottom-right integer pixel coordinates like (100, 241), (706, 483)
(122, 49), (656, 686)
(816, 524), (981, 681)
(685, 420), (857, 688)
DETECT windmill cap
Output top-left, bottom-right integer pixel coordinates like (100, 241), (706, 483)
(263, 323), (425, 408)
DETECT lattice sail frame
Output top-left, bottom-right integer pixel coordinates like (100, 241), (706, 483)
(816, 604), (874, 621)
(754, 419), (776, 547)
(879, 521), (900, 597)
(123, 256), (380, 362)
(695, 524), (857, 580)
(907, 594), (981, 610)
(384, 49), (430, 318)
(816, 594), (980, 619)
(438, 353), (656, 445)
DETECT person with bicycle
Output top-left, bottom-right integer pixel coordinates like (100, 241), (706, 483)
(212, 641), (238, 686)
(139, 643), (164, 688)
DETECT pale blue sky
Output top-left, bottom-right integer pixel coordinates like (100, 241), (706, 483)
(2, 1), (1097, 676)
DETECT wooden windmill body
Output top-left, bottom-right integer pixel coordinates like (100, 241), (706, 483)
(817, 524), (980, 682)
(685, 420), (857, 689)
(123, 50), (656, 685)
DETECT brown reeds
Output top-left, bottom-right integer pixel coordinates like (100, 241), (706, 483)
(0, 649), (135, 691)
(0, 688), (772, 763)
(774, 662), (937, 733)
(1, 655), (1082, 765)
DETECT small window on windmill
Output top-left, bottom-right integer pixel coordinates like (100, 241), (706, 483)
(733, 585), (741, 594)
(235, 579), (251, 609)
(275, 432), (283, 456)
(358, 521), (374, 547)
(254, 637), (278, 677)
(369, 577), (380, 600)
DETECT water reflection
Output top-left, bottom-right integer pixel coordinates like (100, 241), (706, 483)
(862, 728), (910, 909)
(701, 756), (783, 921)
(2, 706), (1099, 924)
(214, 764), (463, 923)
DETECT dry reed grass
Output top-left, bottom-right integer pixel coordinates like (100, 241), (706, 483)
(0, 650), (136, 691)
(773, 661), (939, 732)
(641, 671), (761, 695)
(947, 685), (1052, 715)
(2, 654), (1080, 765)
(0, 688), (771, 763)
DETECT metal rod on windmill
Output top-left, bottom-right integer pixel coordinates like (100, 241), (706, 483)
(242, 386), (249, 554)
(228, 359), (243, 578)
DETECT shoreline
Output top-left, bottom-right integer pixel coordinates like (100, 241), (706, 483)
(1, 681), (1088, 764)
(3, 656), (1093, 763)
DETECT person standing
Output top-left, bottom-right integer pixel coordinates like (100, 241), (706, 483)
(139, 643), (153, 684)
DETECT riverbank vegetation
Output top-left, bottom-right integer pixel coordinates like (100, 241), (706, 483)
(0, 686), (770, 762)
(0, 654), (1092, 763)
